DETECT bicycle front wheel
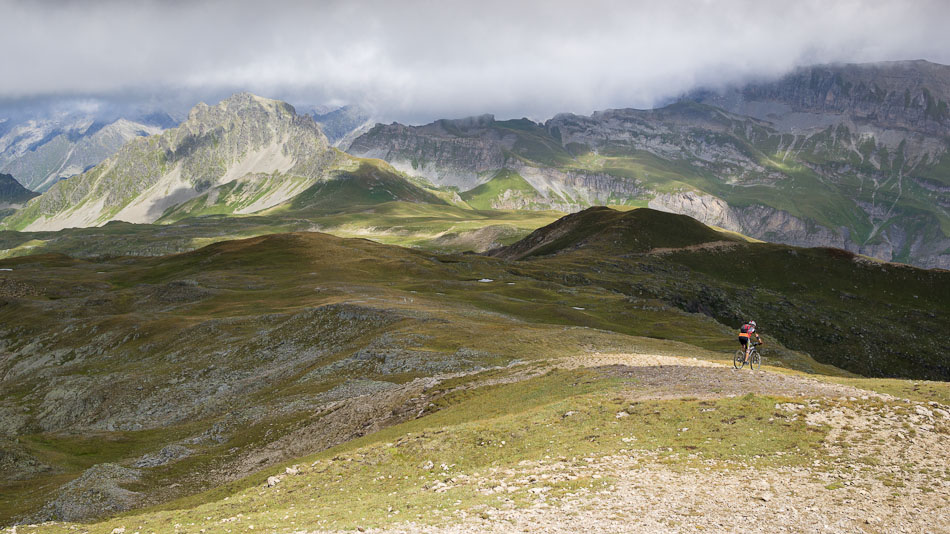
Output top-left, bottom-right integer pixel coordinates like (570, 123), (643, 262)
(750, 351), (761, 371)
(734, 350), (746, 369)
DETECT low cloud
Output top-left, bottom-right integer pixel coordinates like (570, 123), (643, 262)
(3, 0), (949, 123)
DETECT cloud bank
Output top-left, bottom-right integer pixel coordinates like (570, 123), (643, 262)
(3, 0), (949, 122)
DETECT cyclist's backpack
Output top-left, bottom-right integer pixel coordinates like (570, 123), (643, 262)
(740, 323), (752, 334)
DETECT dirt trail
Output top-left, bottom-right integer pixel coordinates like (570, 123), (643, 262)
(563, 352), (884, 401)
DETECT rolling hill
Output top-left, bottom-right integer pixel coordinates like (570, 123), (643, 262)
(490, 207), (949, 379)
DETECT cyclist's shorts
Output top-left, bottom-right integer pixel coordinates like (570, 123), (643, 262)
(738, 336), (749, 347)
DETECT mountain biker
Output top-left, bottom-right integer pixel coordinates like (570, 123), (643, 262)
(738, 320), (763, 363)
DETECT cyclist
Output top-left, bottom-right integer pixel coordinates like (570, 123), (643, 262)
(738, 320), (763, 363)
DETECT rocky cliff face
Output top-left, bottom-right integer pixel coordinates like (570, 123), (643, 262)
(2, 94), (339, 231)
(698, 60), (950, 136)
(349, 115), (510, 190)
(646, 192), (920, 263)
(349, 115), (647, 209)
(548, 103), (950, 268)
(347, 62), (950, 269)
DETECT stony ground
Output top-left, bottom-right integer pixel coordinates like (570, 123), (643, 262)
(337, 354), (950, 534)
(5, 353), (948, 534)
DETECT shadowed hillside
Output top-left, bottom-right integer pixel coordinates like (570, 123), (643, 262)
(489, 207), (949, 379)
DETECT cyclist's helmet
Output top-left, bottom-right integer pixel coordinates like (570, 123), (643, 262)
(749, 320), (757, 327)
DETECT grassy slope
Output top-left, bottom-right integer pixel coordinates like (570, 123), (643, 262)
(1, 209), (946, 526)
(285, 162), (447, 211)
(665, 244), (949, 377)
(0, 230), (753, 524)
(17, 362), (950, 534)
(22, 368), (839, 534)
(459, 169), (541, 210)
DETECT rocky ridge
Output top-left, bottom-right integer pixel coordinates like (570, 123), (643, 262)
(696, 60), (950, 135)
(349, 116), (646, 210)
(348, 61), (950, 268)
(2, 94), (339, 232)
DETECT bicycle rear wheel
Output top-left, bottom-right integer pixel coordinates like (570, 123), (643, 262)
(734, 350), (746, 369)
(750, 351), (761, 370)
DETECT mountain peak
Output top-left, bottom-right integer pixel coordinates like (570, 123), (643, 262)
(186, 93), (298, 125)
(4, 94), (336, 231)
(220, 92), (295, 114)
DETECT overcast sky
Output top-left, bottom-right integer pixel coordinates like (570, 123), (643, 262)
(2, 0), (950, 123)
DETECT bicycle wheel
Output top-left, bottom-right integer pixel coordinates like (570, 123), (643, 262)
(750, 351), (761, 371)
(734, 350), (746, 369)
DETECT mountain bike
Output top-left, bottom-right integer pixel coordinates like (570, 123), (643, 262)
(734, 341), (762, 370)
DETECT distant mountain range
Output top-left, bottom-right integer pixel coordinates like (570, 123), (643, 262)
(0, 101), (376, 192)
(309, 104), (375, 147)
(0, 109), (176, 192)
(1, 61), (948, 268)
(349, 60), (950, 268)
(0, 94), (440, 232)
